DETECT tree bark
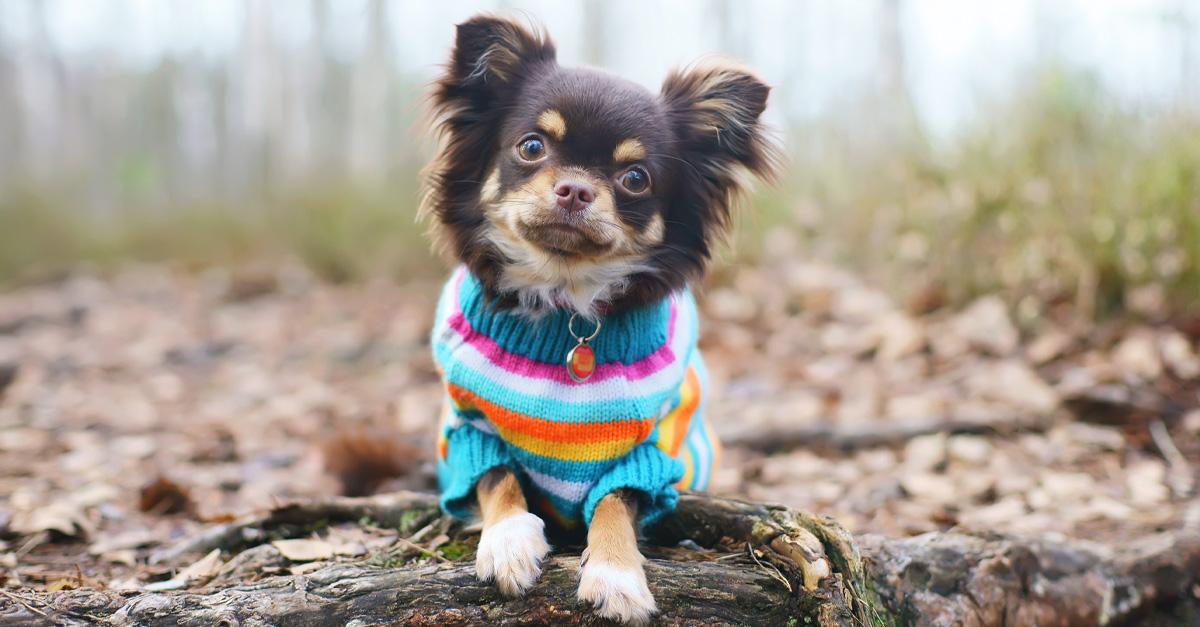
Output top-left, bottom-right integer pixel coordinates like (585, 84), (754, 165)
(2, 493), (1197, 626)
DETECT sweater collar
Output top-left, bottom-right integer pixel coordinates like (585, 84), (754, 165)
(455, 269), (673, 367)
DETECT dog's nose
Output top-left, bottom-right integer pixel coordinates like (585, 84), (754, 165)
(554, 181), (595, 213)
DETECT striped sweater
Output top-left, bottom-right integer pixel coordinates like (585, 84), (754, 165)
(432, 267), (718, 527)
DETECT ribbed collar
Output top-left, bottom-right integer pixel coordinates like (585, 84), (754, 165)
(457, 271), (672, 366)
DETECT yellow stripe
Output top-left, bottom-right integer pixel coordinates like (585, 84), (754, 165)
(656, 366), (701, 457)
(676, 447), (695, 490)
(656, 413), (678, 456)
(493, 423), (642, 463)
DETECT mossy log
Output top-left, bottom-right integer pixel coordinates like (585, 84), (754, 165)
(2, 492), (1197, 626)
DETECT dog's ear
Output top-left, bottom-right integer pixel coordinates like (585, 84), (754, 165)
(441, 15), (556, 108)
(660, 63), (778, 181)
(422, 16), (555, 287)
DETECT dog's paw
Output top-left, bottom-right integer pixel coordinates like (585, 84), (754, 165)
(475, 512), (550, 597)
(577, 553), (656, 626)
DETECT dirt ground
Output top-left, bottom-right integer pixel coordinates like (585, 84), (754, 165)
(1, 258), (1198, 595)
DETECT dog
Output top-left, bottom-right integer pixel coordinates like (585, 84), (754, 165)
(420, 14), (777, 624)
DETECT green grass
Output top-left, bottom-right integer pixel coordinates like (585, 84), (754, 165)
(767, 69), (1200, 319)
(0, 181), (441, 286)
(2, 68), (1197, 319)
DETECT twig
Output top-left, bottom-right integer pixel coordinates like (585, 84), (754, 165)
(14, 531), (47, 560)
(746, 543), (791, 593)
(392, 536), (448, 563)
(723, 415), (1050, 454)
(1150, 419), (1195, 497)
(0, 589), (48, 617)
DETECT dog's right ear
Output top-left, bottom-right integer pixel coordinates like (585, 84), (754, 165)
(439, 16), (556, 109)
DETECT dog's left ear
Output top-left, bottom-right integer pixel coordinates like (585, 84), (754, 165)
(660, 63), (779, 182)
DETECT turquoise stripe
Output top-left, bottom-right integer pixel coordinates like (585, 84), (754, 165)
(507, 446), (622, 484)
(540, 490), (585, 519)
(433, 269), (717, 526)
(456, 271), (673, 366)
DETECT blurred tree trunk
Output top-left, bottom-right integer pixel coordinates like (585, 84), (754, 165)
(581, 0), (608, 67)
(876, 0), (921, 148)
(348, 0), (392, 182)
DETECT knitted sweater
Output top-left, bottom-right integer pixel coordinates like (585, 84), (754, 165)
(432, 267), (718, 527)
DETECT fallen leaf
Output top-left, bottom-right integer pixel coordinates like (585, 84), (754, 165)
(100, 550), (137, 566)
(89, 529), (159, 555)
(1112, 331), (1163, 380)
(139, 476), (196, 516)
(288, 561), (326, 576)
(144, 548), (223, 591)
(11, 502), (90, 537)
(271, 538), (334, 562)
(45, 578), (78, 592)
(951, 296), (1019, 355)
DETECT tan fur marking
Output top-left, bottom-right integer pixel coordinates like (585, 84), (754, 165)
(477, 467), (528, 528)
(636, 213), (665, 246)
(480, 167), (501, 204)
(612, 138), (646, 163)
(537, 109), (567, 141)
(585, 492), (643, 570)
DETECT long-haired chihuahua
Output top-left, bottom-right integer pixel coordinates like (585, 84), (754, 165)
(421, 14), (777, 624)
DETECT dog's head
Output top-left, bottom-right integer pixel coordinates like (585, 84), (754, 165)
(422, 15), (778, 315)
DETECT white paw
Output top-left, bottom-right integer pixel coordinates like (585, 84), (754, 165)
(475, 512), (550, 597)
(578, 557), (657, 625)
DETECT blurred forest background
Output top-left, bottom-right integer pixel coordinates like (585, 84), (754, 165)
(3, 2), (1200, 611)
(2, 0), (1198, 318)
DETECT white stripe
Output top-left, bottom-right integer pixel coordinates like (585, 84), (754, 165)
(524, 467), (594, 504)
(465, 418), (497, 435)
(687, 426), (711, 491)
(441, 295), (696, 405)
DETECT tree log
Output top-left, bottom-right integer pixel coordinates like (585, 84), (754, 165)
(2, 493), (1197, 626)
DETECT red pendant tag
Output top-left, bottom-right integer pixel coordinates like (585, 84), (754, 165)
(567, 343), (596, 382)
(566, 313), (601, 383)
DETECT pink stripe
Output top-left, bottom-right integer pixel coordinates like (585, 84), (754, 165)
(451, 266), (467, 310)
(447, 305), (679, 385)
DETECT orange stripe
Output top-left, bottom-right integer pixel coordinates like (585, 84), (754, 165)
(666, 367), (701, 457)
(447, 385), (655, 445)
(536, 494), (579, 529)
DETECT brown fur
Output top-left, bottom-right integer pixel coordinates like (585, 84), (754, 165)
(476, 467), (529, 527)
(584, 491), (643, 570)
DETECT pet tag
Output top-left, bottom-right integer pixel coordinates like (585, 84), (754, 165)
(566, 313), (601, 382)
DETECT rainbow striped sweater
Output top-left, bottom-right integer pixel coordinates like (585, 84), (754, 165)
(432, 267), (718, 527)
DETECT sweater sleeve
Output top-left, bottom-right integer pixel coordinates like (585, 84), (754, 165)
(582, 439), (685, 527)
(436, 415), (516, 520)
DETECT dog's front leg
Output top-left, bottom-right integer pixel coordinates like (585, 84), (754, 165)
(578, 491), (657, 625)
(474, 467), (550, 597)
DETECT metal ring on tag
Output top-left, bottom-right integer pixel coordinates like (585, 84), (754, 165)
(567, 313), (602, 342)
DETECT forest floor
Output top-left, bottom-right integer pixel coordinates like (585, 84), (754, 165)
(1, 260), (1198, 599)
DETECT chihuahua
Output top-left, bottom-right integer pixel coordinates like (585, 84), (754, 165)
(421, 14), (776, 624)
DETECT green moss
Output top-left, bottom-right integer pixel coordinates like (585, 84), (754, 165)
(437, 540), (474, 561)
(396, 509), (428, 536)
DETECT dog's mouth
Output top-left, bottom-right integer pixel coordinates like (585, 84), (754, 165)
(517, 219), (614, 258)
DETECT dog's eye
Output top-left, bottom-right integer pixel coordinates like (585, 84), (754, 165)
(517, 136), (546, 162)
(618, 167), (651, 194)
